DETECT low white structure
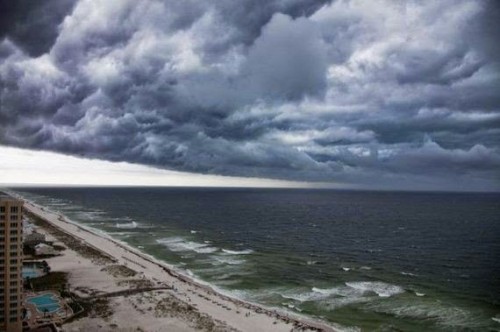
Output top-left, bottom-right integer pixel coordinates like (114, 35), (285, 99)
(23, 218), (35, 236)
(34, 243), (56, 256)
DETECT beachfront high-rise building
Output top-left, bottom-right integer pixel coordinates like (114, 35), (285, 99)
(0, 194), (24, 332)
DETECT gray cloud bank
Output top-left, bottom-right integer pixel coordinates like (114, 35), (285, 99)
(1, 0), (499, 191)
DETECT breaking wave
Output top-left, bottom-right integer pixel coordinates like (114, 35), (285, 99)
(276, 281), (404, 310)
(345, 282), (404, 298)
(156, 237), (218, 254)
(115, 221), (139, 229)
(212, 255), (246, 265)
(366, 300), (486, 330)
(221, 249), (254, 255)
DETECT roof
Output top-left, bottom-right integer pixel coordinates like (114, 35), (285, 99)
(0, 191), (23, 203)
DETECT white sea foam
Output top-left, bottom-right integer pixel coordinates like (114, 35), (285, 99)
(156, 237), (218, 254)
(110, 231), (134, 237)
(279, 283), (401, 311)
(320, 295), (372, 310)
(345, 282), (404, 298)
(221, 249), (254, 255)
(311, 287), (335, 295)
(492, 317), (500, 324)
(279, 287), (335, 302)
(401, 271), (418, 277)
(282, 282), (402, 306)
(312, 286), (365, 299)
(48, 202), (69, 207)
(212, 255), (246, 265)
(115, 221), (138, 229)
(367, 301), (480, 329)
(280, 292), (314, 302)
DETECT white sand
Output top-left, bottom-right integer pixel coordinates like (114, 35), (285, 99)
(20, 197), (336, 332)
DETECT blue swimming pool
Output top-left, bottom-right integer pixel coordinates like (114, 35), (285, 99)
(23, 267), (41, 279)
(27, 294), (61, 313)
(23, 263), (46, 279)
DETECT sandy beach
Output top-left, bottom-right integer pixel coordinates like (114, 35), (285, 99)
(16, 194), (337, 332)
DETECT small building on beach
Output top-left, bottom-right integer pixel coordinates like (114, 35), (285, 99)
(34, 244), (56, 256)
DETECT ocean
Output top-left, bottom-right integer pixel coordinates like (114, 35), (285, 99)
(12, 187), (500, 331)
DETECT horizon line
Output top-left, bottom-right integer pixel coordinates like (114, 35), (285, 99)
(3, 184), (499, 194)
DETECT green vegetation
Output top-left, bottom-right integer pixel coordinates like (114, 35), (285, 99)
(101, 264), (137, 278)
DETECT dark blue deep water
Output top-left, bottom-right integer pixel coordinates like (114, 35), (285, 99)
(12, 187), (500, 331)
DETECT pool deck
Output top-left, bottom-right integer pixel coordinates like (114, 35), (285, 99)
(25, 291), (73, 329)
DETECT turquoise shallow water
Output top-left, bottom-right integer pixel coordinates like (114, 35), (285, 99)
(13, 187), (500, 331)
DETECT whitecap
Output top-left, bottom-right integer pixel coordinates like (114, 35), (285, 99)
(212, 255), (246, 265)
(312, 286), (365, 298)
(156, 237), (218, 254)
(278, 284), (370, 304)
(115, 221), (138, 229)
(280, 287), (334, 302)
(342, 267), (351, 272)
(345, 281), (404, 298)
(492, 317), (500, 324)
(196, 247), (219, 254)
(367, 301), (479, 329)
(281, 292), (314, 302)
(221, 249), (254, 255)
(320, 295), (372, 310)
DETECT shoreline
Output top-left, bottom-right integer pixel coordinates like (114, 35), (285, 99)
(15, 192), (338, 332)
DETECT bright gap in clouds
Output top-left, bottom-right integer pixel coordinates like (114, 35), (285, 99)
(0, 145), (314, 188)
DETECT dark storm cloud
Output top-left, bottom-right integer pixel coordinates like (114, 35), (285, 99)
(0, 0), (499, 191)
(0, 0), (77, 57)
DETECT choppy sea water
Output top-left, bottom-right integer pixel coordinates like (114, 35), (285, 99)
(12, 187), (500, 331)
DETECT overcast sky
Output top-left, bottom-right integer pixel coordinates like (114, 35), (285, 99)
(1, 0), (499, 191)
